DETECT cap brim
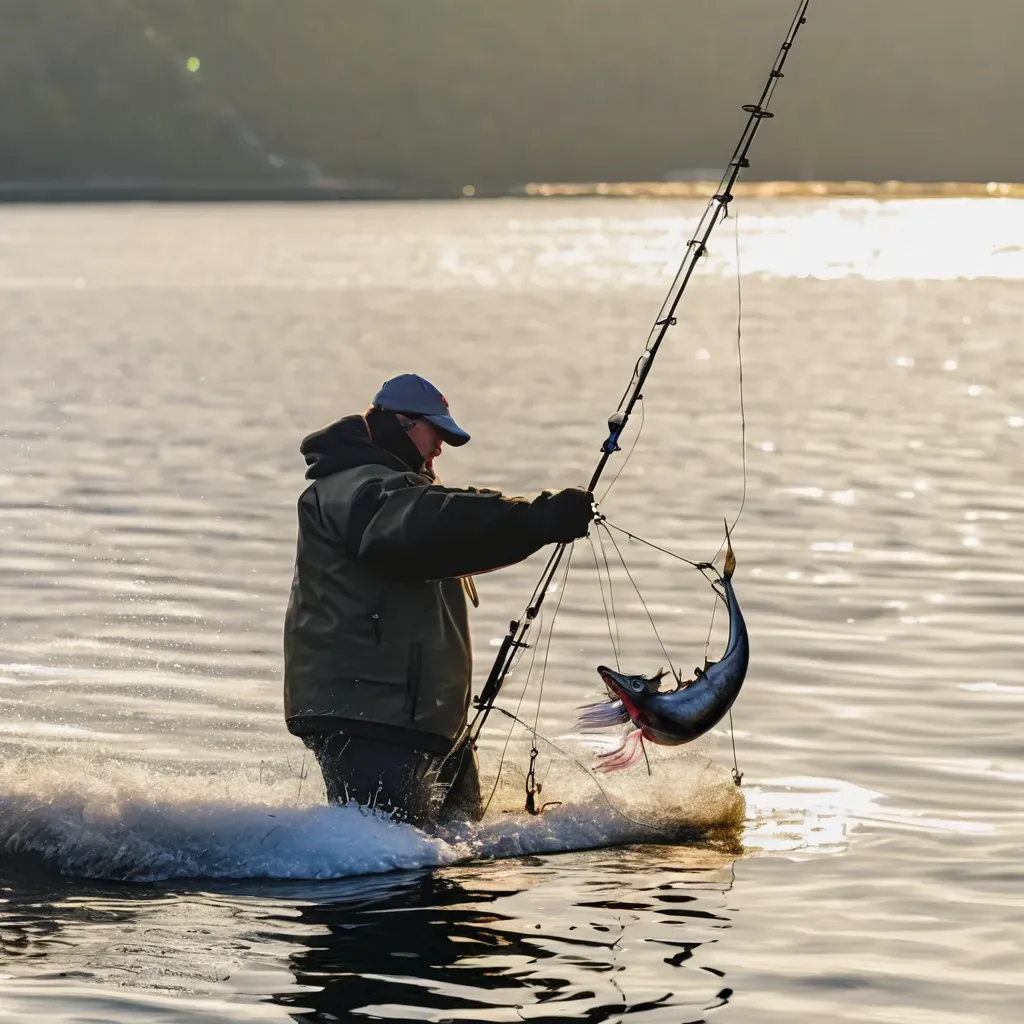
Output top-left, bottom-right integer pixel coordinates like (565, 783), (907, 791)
(422, 413), (471, 446)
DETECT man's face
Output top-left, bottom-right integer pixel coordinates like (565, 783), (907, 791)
(398, 415), (444, 468)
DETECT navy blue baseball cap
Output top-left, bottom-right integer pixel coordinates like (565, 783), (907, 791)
(372, 373), (471, 446)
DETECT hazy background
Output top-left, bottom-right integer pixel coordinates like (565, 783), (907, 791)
(5, 0), (1024, 196)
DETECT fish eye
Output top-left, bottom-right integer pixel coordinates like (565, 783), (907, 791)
(629, 679), (645, 693)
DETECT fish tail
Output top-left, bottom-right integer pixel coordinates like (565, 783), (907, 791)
(576, 700), (631, 730)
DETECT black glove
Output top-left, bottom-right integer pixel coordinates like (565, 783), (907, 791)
(528, 487), (595, 544)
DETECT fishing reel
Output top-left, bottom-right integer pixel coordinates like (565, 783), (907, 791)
(602, 411), (627, 454)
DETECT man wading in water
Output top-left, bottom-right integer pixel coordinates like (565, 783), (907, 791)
(284, 373), (594, 826)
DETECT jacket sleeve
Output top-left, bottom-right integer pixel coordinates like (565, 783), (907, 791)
(324, 471), (548, 581)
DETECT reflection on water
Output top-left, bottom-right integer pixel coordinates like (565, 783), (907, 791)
(1, 851), (739, 1023)
(276, 856), (737, 1023)
(1, 198), (1023, 1021)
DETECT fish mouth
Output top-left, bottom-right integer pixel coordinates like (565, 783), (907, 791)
(596, 664), (628, 697)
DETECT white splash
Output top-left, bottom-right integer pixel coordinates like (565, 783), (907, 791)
(0, 757), (462, 882)
(0, 751), (745, 883)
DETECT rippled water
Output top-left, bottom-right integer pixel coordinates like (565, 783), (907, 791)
(1, 199), (1022, 1022)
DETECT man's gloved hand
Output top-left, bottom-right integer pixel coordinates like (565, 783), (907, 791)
(528, 487), (595, 544)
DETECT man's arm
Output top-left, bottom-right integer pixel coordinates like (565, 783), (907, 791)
(325, 473), (592, 581)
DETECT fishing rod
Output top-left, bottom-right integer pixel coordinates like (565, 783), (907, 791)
(466, 0), (813, 788)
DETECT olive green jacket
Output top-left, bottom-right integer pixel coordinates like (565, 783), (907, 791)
(284, 415), (547, 753)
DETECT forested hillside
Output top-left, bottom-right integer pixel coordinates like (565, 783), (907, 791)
(4, 0), (1023, 194)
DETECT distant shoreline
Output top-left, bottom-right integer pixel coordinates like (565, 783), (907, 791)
(523, 180), (1024, 199)
(1, 180), (1023, 203)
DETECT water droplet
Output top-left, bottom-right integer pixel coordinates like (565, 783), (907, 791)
(895, 356), (914, 367)
(186, 56), (201, 73)
(760, 441), (775, 452)
(462, 185), (476, 197)
(944, 359), (958, 371)
(967, 385), (982, 397)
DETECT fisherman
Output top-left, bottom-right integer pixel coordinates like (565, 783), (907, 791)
(283, 373), (595, 827)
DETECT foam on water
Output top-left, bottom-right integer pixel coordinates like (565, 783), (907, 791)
(0, 757), (459, 882)
(0, 752), (745, 883)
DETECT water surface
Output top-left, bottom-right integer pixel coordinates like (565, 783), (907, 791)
(1, 198), (1022, 1021)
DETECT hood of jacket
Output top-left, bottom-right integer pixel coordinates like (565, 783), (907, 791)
(300, 411), (425, 479)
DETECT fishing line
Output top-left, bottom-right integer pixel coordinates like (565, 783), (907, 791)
(588, 532), (621, 670)
(706, 202), (750, 571)
(640, 735), (653, 777)
(599, 528), (623, 662)
(532, 545), (576, 735)
(598, 518), (719, 589)
(596, 525), (623, 666)
(523, 547), (577, 811)
(588, 534), (617, 668)
(439, 611), (540, 808)
(701, 208), (747, 785)
(481, 605), (546, 817)
(466, 543), (570, 750)
(483, 543), (574, 817)
(728, 709), (743, 786)
(599, 523), (678, 680)
(489, 706), (663, 834)
(703, 587), (721, 662)
(731, 205), (749, 534)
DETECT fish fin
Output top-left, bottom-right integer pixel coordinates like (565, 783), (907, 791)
(722, 518), (736, 580)
(681, 656), (720, 686)
(576, 700), (631, 730)
(594, 730), (647, 773)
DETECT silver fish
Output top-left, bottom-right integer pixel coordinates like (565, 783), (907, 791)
(577, 530), (749, 772)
